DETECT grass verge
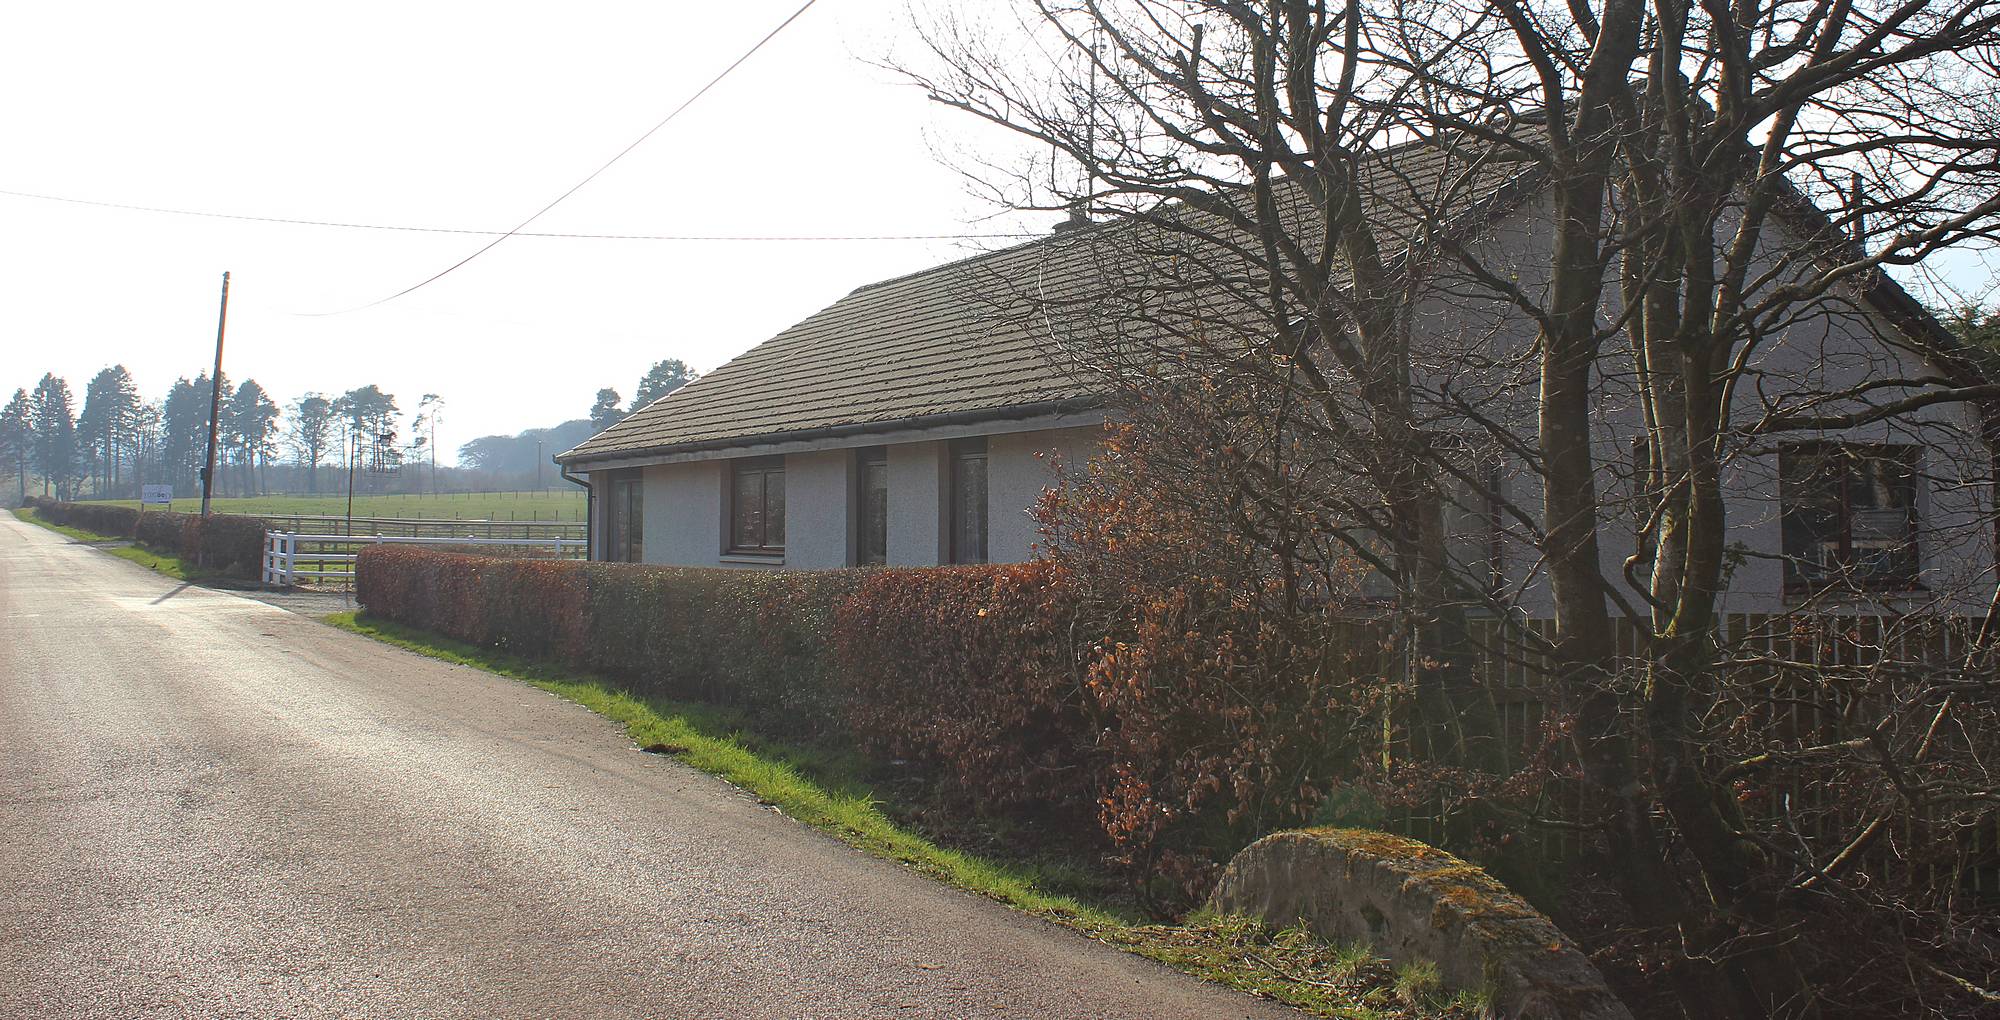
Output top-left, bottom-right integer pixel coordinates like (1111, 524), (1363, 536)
(12, 507), (195, 580)
(326, 609), (1467, 1020)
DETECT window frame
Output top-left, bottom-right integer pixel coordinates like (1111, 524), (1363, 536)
(1435, 434), (1504, 597)
(1778, 441), (1922, 594)
(607, 469), (644, 563)
(728, 455), (786, 555)
(855, 446), (888, 566)
(948, 437), (988, 565)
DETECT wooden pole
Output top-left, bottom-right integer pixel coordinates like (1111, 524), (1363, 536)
(199, 272), (231, 515)
(346, 427), (358, 537)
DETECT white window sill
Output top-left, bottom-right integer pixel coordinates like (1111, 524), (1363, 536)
(719, 552), (785, 567)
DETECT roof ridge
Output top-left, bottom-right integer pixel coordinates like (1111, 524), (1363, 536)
(562, 128), (1538, 466)
(843, 126), (1508, 299)
(845, 222), (1106, 296)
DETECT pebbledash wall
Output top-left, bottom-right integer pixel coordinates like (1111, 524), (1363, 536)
(586, 418), (1102, 569)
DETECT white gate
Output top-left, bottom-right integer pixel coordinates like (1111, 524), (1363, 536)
(262, 532), (584, 586)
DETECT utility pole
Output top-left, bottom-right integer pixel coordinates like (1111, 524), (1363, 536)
(345, 426), (361, 538)
(199, 271), (231, 516)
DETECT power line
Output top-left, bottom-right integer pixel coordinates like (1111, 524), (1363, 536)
(0, 186), (1038, 242)
(310, 0), (829, 316)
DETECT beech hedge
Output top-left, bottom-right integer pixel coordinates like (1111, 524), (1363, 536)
(832, 561), (1103, 818)
(357, 547), (1104, 808)
(357, 545), (863, 735)
(353, 546), (1380, 892)
(24, 497), (267, 579)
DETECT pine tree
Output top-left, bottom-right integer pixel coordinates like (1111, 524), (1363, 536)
(590, 388), (624, 430)
(161, 378), (205, 493)
(287, 393), (334, 494)
(226, 379), (280, 496)
(0, 389), (31, 503)
(630, 359), (697, 412)
(29, 374), (79, 499)
(77, 366), (140, 497)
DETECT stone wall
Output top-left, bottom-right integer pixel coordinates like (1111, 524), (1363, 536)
(1209, 828), (1632, 1020)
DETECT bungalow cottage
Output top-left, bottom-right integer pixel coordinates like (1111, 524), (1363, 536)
(555, 233), (1114, 571)
(556, 141), (1997, 617)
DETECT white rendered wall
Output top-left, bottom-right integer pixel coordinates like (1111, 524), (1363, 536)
(885, 440), (945, 566)
(1415, 195), (1995, 618)
(643, 459), (723, 566)
(620, 426), (1103, 569)
(988, 427), (1094, 563)
(783, 449), (852, 570)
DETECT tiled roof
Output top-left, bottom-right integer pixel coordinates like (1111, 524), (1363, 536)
(558, 134), (1536, 465)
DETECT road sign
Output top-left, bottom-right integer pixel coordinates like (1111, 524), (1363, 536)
(141, 485), (173, 506)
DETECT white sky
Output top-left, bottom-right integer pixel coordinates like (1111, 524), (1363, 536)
(4, 2), (1992, 467)
(0, 1), (1041, 464)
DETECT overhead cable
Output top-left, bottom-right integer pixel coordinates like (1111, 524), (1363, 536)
(310, 0), (831, 315)
(0, 186), (1035, 243)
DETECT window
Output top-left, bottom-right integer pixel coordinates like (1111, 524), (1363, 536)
(1436, 436), (1504, 596)
(857, 447), (888, 566)
(608, 471), (643, 563)
(949, 438), (988, 564)
(1779, 443), (1919, 591)
(730, 456), (786, 553)
(1458, 457), (1505, 595)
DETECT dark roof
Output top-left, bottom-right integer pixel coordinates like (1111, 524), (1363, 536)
(559, 111), (1988, 469)
(558, 233), (1114, 464)
(558, 132), (1531, 466)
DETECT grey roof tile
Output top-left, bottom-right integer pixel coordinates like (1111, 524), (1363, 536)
(558, 134), (1535, 465)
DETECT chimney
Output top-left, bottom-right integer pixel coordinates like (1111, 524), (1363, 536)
(1052, 202), (1091, 233)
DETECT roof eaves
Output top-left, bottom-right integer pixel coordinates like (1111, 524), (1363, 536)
(555, 394), (1108, 467)
(1762, 179), (1997, 393)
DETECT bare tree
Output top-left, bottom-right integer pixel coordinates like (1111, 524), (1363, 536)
(903, 0), (2000, 1014)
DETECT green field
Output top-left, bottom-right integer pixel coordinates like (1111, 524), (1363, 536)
(85, 490), (587, 522)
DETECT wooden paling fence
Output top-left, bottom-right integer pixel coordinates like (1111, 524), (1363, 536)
(1385, 613), (1997, 896)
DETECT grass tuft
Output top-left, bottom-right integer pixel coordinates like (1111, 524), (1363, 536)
(1393, 959), (1445, 1009)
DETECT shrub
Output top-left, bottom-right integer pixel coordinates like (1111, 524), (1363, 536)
(28, 499), (265, 580)
(578, 562), (860, 732)
(354, 536), (1393, 902)
(1036, 423), (1390, 902)
(133, 507), (181, 550)
(359, 548), (1102, 803)
(30, 497), (142, 538)
(833, 562), (1103, 818)
(357, 547), (861, 737)
(188, 513), (267, 577)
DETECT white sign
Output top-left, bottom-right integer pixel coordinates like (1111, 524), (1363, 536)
(140, 485), (173, 506)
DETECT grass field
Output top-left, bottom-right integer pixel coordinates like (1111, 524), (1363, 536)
(82, 490), (586, 521)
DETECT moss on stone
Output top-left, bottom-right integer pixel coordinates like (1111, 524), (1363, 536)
(1211, 828), (1634, 1020)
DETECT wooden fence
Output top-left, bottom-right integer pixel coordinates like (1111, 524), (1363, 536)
(252, 514), (585, 542)
(1386, 612), (1997, 897)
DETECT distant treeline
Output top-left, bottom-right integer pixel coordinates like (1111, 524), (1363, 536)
(0, 358), (697, 504)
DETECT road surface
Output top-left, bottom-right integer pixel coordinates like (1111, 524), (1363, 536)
(0, 514), (1295, 1019)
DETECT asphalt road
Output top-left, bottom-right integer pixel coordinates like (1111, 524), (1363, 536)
(0, 515), (1296, 1019)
